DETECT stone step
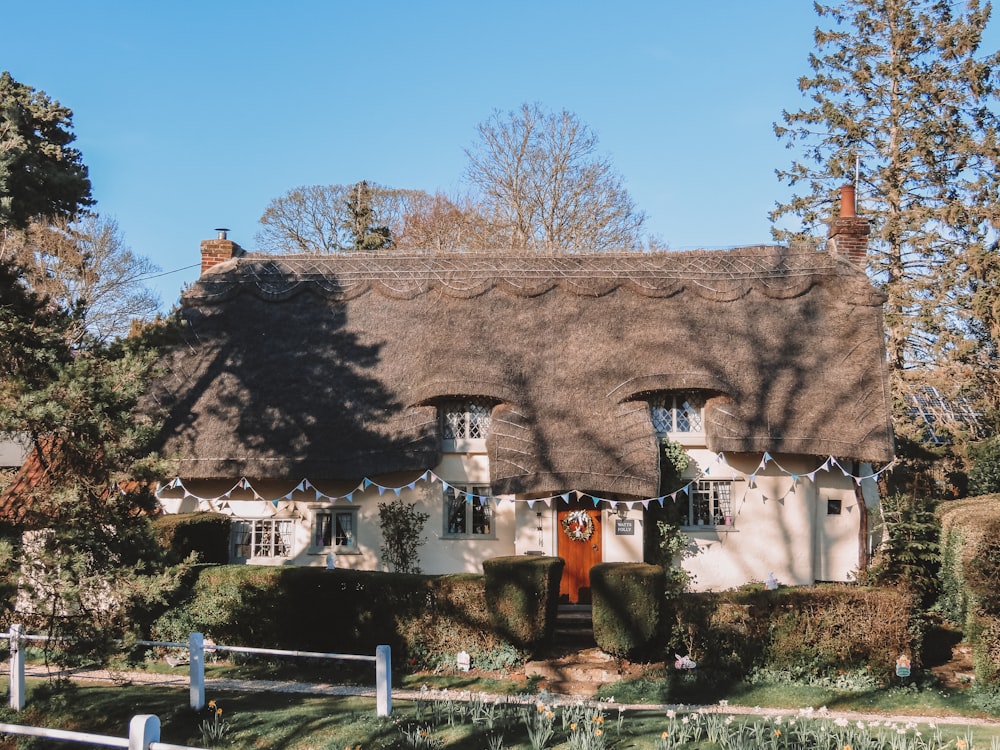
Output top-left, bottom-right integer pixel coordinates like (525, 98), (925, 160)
(554, 605), (593, 638)
(525, 648), (619, 686)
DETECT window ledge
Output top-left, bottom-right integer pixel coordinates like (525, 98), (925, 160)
(307, 548), (360, 555)
(442, 438), (488, 454)
(682, 526), (739, 533)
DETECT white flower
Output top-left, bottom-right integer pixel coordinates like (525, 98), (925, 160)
(666, 710), (676, 720)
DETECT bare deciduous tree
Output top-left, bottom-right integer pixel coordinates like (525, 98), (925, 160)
(256, 182), (430, 253)
(465, 103), (646, 252)
(394, 192), (502, 252)
(0, 214), (160, 343)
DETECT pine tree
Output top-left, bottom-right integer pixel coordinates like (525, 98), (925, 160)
(772, 0), (1000, 413)
(0, 71), (93, 229)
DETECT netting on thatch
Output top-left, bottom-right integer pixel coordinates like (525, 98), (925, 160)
(186, 246), (870, 305)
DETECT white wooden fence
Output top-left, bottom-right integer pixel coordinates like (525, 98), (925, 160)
(0, 713), (205, 750)
(5, 625), (392, 717)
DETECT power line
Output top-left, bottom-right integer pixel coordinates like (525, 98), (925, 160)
(138, 263), (200, 281)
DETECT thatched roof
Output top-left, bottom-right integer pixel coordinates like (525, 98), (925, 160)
(150, 247), (894, 498)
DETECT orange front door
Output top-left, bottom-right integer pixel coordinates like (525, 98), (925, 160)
(557, 499), (603, 603)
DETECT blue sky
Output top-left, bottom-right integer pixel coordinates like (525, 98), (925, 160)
(7, 1), (995, 309)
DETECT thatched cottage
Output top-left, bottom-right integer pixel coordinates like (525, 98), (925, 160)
(153, 189), (894, 598)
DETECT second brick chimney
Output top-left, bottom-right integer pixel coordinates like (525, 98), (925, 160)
(200, 228), (244, 275)
(827, 185), (870, 266)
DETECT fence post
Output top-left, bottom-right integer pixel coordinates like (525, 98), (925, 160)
(189, 632), (205, 710)
(9, 624), (24, 711)
(375, 644), (391, 717)
(128, 714), (160, 750)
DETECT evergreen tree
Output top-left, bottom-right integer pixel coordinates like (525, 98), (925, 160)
(0, 71), (93, 229)
(772, 1), (1000, 413)
(343, 180), (392, 252)
(0, 218), (181, 672)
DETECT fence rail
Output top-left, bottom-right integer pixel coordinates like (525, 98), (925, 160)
(5, 625), (392, 716)
(0, 714), (206, 750)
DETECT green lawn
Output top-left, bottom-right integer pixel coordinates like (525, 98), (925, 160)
(2, 671), (1000, 750)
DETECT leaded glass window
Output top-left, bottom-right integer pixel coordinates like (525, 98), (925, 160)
(651, 393), (706, 437)
(441, 399), (493, 449)
(443, 484), (493, 537)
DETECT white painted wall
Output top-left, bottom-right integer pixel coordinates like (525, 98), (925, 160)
(0, 434), (29, 469)
(157, 450), (878, 588)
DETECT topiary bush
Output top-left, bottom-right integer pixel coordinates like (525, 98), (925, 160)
(482, 555), (563, 653)
(591, 562), (664, 658)
(964, 517), (1000, 616)
(152, 512), (231, 564)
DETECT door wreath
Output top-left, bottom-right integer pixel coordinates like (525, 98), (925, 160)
(561, 510), (595, 542)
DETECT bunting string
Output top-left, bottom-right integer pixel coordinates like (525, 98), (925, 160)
(155, 454), (896, 509)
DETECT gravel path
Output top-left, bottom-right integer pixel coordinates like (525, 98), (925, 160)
(21, 664), (1000, 729)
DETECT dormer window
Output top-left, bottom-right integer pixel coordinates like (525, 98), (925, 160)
(651, 392), (706, 445)
(441, 399), (493, 452)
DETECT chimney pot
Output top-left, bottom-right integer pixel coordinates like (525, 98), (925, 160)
(839, 185), (856, 218)
(214, 227), (230, 240)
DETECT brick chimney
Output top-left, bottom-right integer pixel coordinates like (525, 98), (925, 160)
(827, 185), (870, 266)
(200, 228), (244, 275)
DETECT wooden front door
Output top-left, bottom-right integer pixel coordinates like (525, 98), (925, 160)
(557, 500), (603, 603)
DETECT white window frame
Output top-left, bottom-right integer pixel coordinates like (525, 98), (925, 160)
(683, 479), (734, 529)
(651, 392), (707, 446)
(442, 484), (495, 539)
(311, 507), (359, 553)
(441, 399), (492, 453)
(231, 518), (294, 561)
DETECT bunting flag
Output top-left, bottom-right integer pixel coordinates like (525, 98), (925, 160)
(153, 453), (895, 508)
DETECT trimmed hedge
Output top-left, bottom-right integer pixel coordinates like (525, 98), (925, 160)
(670, 585), (922, 679)
(150, 566), (522, 670)
(152, 512), (230, 564)
(591, 562), (664, 658)
(482, 555), (563, 652)
(937, 495), (1000, 699)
